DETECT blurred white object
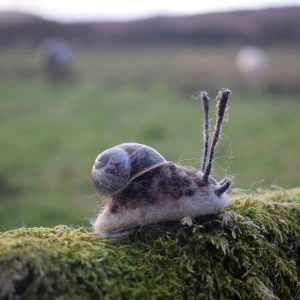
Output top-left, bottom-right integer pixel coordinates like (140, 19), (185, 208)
(236, 46), (269, 76)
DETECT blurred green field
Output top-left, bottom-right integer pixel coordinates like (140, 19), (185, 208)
(0, 49), (300, 230)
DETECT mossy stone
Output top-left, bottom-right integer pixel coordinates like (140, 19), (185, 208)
(0, 189), (299, 299)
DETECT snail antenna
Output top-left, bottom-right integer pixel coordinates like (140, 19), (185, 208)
(200, 91), (210, 172)
(202, 88), (231, 185)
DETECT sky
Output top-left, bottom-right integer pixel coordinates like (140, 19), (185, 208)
(0, 0), (300, 22)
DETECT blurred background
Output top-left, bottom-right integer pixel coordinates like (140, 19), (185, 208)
(0, 0), (300, 230)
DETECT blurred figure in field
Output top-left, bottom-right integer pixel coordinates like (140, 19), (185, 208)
(236, 46), (269, 91)
(40, 38), (73, 82)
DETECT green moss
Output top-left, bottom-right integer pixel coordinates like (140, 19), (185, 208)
(0, 189), (299, 300)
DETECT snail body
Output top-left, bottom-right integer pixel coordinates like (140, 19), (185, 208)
(93, 161), (229, 237)
(92, 89), (232, 237)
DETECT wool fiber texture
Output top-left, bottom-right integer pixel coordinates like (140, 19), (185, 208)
(93, 162), (228, 236)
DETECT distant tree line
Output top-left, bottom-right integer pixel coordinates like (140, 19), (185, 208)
(0, 7), (300, 49)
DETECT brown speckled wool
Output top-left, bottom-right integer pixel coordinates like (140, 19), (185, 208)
(109, 163), (217, 214)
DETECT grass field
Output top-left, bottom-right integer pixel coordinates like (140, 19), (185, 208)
(0, 48), (299, 230)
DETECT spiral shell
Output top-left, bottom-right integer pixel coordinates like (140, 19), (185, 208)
(91, 143), (168, 196)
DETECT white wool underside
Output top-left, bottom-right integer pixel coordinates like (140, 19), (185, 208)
(93, 185), (230, 237)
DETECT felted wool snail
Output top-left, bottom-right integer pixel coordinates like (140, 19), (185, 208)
(92, 88), (232, 237)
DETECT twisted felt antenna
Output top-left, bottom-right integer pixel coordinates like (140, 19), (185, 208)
(200, 91), (210, 172)
(202, 88), (231, 186)
(215, 177), (232, 196)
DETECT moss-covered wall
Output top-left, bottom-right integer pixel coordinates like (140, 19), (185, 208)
(0, 189), (299, 300)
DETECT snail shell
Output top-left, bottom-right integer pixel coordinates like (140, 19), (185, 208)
(91, 143), (168, 196)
